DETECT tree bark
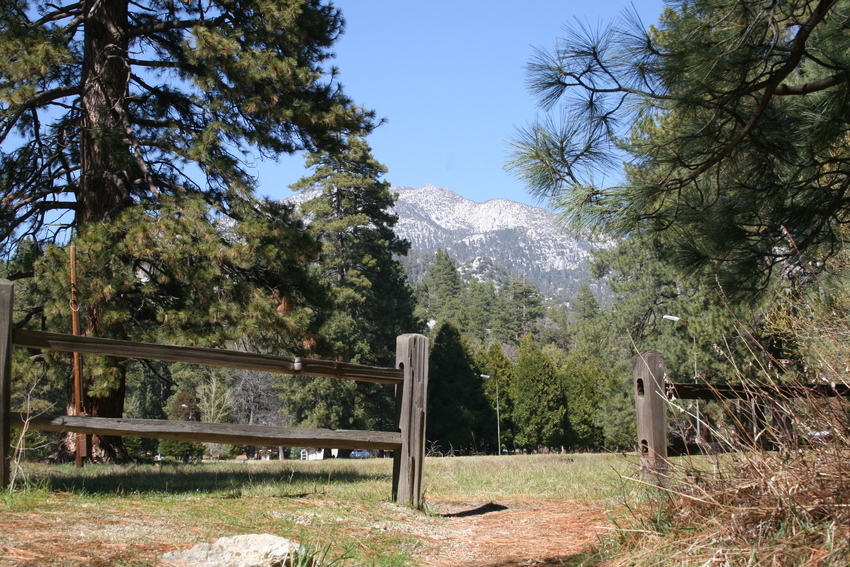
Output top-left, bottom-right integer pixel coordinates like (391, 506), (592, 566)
(64, 0), (133, 463)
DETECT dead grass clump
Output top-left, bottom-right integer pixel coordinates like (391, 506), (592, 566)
(607, 441), (850, 565)
(609, 385), (850, 566)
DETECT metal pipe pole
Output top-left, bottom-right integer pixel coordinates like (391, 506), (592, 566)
(482, 374), (500, 455)
(70, 245), (85, 467)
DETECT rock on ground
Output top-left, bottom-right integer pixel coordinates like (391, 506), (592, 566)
(160, 533), (297, 567)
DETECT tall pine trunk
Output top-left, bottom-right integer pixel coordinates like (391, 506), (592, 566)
(59, 0), (132, 463)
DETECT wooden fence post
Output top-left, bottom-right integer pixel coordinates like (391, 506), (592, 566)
(633, 350), (668, 483)
(393, 333), (429, 508)
(0, 279), (13, 489)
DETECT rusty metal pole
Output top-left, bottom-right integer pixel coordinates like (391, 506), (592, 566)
(70, 245), (86, 467)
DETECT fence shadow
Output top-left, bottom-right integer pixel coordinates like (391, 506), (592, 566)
(37, 464), (393, 495)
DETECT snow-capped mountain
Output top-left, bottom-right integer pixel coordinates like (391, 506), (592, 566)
(391, 185), (599, 299)
(286, 184), (602, 300)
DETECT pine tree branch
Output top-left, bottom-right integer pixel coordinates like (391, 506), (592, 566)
(774, 74), (846, 96)
(128, 15), (226, 38)
(29, 2), (83, 27)
(140, 359), (178, 387)
(664, 0), (840, 188)
(0, 87), (80, 142)
(13, 307), (43, 329)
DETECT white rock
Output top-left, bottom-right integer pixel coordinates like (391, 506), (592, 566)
(160, 533), (297, 567)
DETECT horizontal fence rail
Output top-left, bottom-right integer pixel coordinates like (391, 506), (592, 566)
(13, 329), (404, 385)
(11, 414), (403, 451)
(666, 382), (850, 400)
(633, 351), (847, 483)
(0, 279), (428, 507)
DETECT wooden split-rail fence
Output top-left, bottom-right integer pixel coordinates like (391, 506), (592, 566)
(633, 350), (850, 481)
(0, 279), (429, 507)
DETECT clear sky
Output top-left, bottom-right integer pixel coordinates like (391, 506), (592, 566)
(253, 0), (667, 207)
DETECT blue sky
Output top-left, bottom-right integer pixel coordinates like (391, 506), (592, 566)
(253, 1), (667, 207)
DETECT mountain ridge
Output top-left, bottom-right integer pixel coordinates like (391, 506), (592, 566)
(285, 183), (600, 300)
(389, 185), (599, 299)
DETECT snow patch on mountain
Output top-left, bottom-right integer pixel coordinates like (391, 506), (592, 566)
(285, 184), (601, 299)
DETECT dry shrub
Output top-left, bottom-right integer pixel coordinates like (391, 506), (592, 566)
(607, 304), (850, 566)
(609, 404), (850, 565)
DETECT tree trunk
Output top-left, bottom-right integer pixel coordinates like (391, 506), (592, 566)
(80, 0), (130, 224)
(63, 0), (133, 463)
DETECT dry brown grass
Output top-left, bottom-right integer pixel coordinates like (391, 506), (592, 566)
(603, 316), (850, 567)
(612, 448), (850, 566)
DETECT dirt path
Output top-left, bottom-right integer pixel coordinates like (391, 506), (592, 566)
(0, 498), (610, 566)
(414, 500), (610, 566)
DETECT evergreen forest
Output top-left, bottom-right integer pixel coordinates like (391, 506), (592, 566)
(4, 0), (850, 468)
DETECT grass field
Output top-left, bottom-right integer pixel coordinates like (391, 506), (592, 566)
(0, 453), (638, 566)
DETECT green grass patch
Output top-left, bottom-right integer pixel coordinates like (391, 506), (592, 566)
(2, 454), (636, 566)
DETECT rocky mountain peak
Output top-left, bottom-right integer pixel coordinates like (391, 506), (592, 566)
(389, 185), (598, 299)
(284, 184), (599, 300)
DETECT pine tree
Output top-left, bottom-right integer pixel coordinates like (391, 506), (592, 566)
(426, 322), (494, 454)
(419, 249), (464, 329)
(476, 342), (517, 452)
(496, 281), (544, 344)
(462, 280), (498, 344)
(283, 134), (419, 430)
(508, 0), (850, 295)
(544, 345), (605, 448)
(571, 284), (600, 322)
(291, 134), (415, 365)
(159, 390), (204, 462)
(0, 1), (371, 460)
(511, 334), (567, 449)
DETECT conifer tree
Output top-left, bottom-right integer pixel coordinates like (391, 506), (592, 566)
(426, 322), (494, 454)
(476, 342), (517, 452)
(290, 134), (415, 365)
(496, 281), (544, 343)
(0, 0), (372, 460)
(418, 249), (464, 330)
(511, 334), (567, 449)
(544, 345), (605, 448)
(462, 280), (499, 344)
(509, 0), (850, 295)
(283, 134), (419, 430)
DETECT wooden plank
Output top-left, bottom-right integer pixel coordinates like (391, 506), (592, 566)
(10, 414), (402, 451)
(667, 382), (850, 400)
(0, 280), (12, 488)
(393, 334), (429, 508)
(633, 351), (667, 484)
(13, 329), (403, 385)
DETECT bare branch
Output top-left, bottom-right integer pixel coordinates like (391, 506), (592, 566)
(29, 2), (83, 27)
(774, 74), (846, 96)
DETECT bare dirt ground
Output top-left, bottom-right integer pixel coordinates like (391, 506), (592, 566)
(0, 498), (610, 566)
(415, 500), (610, 566)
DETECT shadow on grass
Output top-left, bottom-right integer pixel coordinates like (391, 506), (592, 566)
(40, 464), (393, 496)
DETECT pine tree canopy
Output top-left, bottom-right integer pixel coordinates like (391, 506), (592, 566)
(508, 0), (850, 295)
(1, 0), (372, 250)
(290, 134), (417, 365)
(0, 0), (374, 349)
(0, 0), (374, 460)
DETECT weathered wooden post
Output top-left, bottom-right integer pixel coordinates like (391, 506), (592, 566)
(633, 350), (668, 483)
(393, 333), (429, 508)
(0, 279), (13, 488)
